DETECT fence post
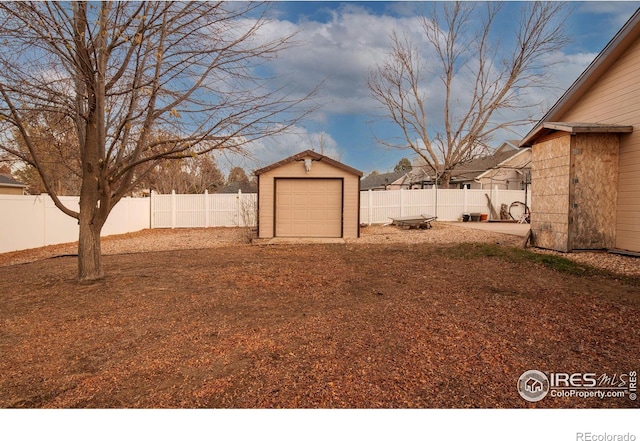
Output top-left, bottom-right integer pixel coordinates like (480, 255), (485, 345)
(204, 190), (209, 228)
(150, 190), (154, 229)
(433, 185), (438, 218)
(171, 190), (176, 229)
(400, 188), (405, 217)
(237, 189), (242, 227)
(42, 194), (47, 247)
(463, 186), (468, 217)
(368, 189), (373, 226)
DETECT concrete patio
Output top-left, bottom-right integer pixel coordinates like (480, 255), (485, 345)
(448, 221), (530, 237)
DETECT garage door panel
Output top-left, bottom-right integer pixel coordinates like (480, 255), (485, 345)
(278, 195), (293, 205)
(294, 194), (310, 204)
(294, 211), (310, 221)
(276, 179), (342, 237)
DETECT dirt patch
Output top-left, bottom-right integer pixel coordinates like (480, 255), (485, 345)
(1, 226), (638, 408)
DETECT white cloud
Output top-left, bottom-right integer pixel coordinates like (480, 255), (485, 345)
(262, 5), (600, 141)
(236, 3), (631, 157)
(214, 125), (342, 175)
(575, 2), (639, 28)
(258, 8), (425, 117)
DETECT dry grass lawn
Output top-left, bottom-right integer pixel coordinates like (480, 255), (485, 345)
(1, 227), (639, 408)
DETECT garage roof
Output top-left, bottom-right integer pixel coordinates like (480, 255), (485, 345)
(254, 150), (363, 177)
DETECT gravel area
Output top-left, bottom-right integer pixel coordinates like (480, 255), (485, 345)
(1, 222), (638, 276)
(534, 248), (640, 277)
(351, 222), (522, 246)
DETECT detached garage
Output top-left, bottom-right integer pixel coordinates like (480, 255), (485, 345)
(255, 150), (363, 239)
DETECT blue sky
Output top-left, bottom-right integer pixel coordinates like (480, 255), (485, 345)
(222, 1), (640, 176)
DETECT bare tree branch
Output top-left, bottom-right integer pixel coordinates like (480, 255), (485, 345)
(368, 1), (569, 187)
(0, 1), (316, 280)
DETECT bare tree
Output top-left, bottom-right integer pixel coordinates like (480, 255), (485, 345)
(394, 157), (412, 172)
(0, 157), (12, 177)
(0, 2), (315, 281)
(134, 137), (225, 195)
(188, 154), (225, 194)
(368, 1), (569, 187)
(10, 111), (82, 195)
(227, 166), (250, 186)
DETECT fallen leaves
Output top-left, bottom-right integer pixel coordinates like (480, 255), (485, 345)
(0, 233), (639, 408)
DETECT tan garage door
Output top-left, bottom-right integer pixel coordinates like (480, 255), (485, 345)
(275, 179), (342, 237)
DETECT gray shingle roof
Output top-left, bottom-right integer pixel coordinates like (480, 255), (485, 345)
(408, 149), (524, 184)
(0, 174), (26, 187)
(360, 171), (407, 190)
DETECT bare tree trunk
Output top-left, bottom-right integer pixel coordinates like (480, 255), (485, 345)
(77, 134), (106, 281)
(78, 211), (104, 281)
(438, 171), (453, 189)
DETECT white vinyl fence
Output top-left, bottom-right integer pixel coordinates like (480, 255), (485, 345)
(1, 188), (529, 253)
(151, 188), (529, 228)
(360, 187), (530, 224)
(0, 194), (150, 253)
(150, 190), (257, 229)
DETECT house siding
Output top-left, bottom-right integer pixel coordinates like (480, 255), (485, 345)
(0, 187), (24, 195)
(553, 36), (640, 252)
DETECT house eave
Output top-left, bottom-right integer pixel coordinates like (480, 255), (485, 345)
(542, 122), (633, 134)
(520, 8), (640, 148)
(521, 122), (634, 147)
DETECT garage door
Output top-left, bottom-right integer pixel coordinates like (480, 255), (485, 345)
(275, 179), (342, 237)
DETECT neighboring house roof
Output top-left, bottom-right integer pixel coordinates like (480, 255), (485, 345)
(475, 147), (531, 181)
(450, 150), (519, 182)
(360, 171), (407, 190)
(407, 149), (522, 185)
(521, 8), (640, 147)
(254, 149), (363, 177)
(494, 140), (520, 153)
(0, 174), (26, 188)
